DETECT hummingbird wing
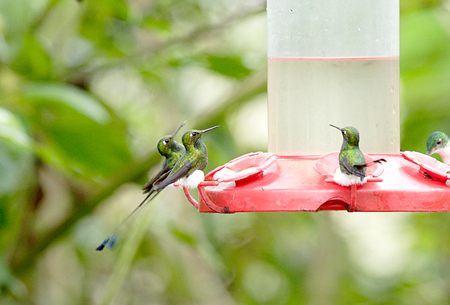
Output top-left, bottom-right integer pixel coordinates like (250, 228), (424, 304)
(340, 157), (366, 179)
(142, 162), (170, 193)
(154, 159), (193, 190)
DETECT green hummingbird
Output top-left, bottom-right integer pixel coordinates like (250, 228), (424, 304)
(142, 121), (186, 194)
(96, 122), (186, 251)
(154, 125), (219, 190)
(330, 124), (386, 186)
(426, 131), (450, 164)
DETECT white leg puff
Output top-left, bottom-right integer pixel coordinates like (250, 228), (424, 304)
(178, 170), (205, 189)
(333, 167), (367, 186)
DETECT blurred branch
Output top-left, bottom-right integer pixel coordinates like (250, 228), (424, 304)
(9, 66), (267, 275)
(81, 6), (266, 71)
(147, 7), (265, 55)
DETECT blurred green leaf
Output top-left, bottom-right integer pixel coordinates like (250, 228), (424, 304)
(0, 142), (33, 193)
(400, 7), (450, 152)
(0, 256), (13, 294)
(170, 225), (197, 246)
(400, 0), (443, 14)
(205, 55), (252, 79)
(142, 17), (171, 32)
(33, 0), (93, 69)
(0, 109), (33, 193)
(0, 107), (32, 150)
(79, 0), (129, 57)
(0, 0), (44, 37)
(401, 8), (450, 74)
(0, 113), (34, 263)
(38, 108), (131, 176)
(21, 83), (132, 176)
(10, 34), (52, 80)
(23, 82), (111, 124)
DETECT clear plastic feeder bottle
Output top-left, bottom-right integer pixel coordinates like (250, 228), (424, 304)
(267, 1), (399, 154)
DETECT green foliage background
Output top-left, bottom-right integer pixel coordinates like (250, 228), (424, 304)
(0, 0), (450, 304)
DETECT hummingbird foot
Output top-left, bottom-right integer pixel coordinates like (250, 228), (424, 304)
(333, 168), (367, 186)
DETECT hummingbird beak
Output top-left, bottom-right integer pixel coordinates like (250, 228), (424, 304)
(167, 121), (186, 145)
(426, 150), (432, 156)
(172, 121), (186, 138)
(201, 125), (219, 134)
(329, 124), (341, 131)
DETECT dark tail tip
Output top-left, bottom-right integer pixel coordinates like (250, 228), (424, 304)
(374, 158), (387, 163)
(96, 235), (119, 251)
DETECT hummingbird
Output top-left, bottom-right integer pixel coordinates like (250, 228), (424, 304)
(153, 125), (219, 191)
(142, 121), (186, 194)
(426, 131), (450, 164)
(330, 124), (386, 186)
(96, 122), (186, 251)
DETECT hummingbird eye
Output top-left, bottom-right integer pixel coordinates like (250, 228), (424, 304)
(164, 139), (170, 145)
(191, 132), (198, 137)
(437, 139), (442, 145)
(342, 130), (347, 135)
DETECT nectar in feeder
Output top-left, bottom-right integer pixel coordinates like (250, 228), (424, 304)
(267, 0), (399, 154)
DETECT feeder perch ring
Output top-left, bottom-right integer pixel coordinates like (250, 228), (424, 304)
(401, 151), (450, 185)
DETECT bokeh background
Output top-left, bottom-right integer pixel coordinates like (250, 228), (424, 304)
(1, 0), (450, 304)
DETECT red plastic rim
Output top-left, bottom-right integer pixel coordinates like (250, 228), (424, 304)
(401, 151), (450, 183)
(212, 152), (278, 183)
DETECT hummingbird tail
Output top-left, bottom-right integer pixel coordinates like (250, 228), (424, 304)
(172, 121), (187, 138)
(366, 158), (387, 166)
(95, 190), (162, 251)
(96, 234), (120, 251)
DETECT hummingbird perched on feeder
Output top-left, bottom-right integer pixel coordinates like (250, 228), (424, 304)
(426, 131), (450, 164)
(142, 121), (186, 194)
(330, 124), (386, 186)
(96, 122), (187, 251)
(153, 125), (220, 190)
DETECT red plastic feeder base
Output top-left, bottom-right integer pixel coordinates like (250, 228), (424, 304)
(182, 152), (450, 213)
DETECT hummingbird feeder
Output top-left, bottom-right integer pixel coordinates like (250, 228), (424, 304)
(182, 0), (450, 213)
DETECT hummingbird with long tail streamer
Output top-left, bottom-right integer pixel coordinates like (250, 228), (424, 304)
(154, 125), (219, 190)
(96, 122), (187, 251)
(141, 121), (187, 194)
(330, 124), (386, 186)
(96, 124), (219, 251)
